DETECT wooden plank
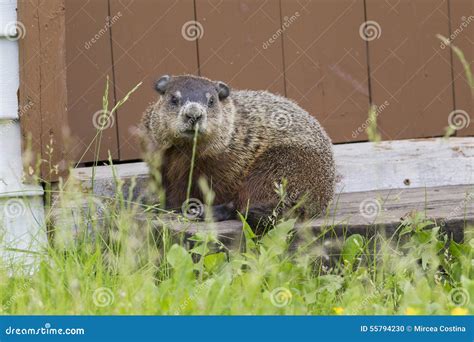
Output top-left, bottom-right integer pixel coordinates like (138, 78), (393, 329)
(160, 184), (473, 244)
(195, 0), (285, 94)
(311, 184), (473, 243)
(18, 0), (69, 180)
(366, 0), (454, 140)
(109, 0), (198, 161)
(65, 0), (119, 162)
(281, 0), (370, 143)
(38, 0), (69, 178)
(334, 137), (474, 193)
(449, 0), (474, 137)
(70, 137), (474, 195)
(18, 0), (42, 175)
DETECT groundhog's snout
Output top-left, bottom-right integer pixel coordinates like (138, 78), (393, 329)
(180, 102), (207, 133)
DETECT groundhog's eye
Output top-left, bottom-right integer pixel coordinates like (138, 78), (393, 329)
(170, 95), (180, 106)
(208, 96), (215, 107)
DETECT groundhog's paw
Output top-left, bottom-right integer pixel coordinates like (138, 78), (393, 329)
(180, 202), (236, 222)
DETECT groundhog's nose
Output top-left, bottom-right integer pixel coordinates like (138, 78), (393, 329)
(185, 111), (202, 121)
(182, 103), (206, 124)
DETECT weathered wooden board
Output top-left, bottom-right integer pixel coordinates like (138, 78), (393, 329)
(334, 137), (474, 193)
(71, 137), (474, 194)
(161, 184), (474, 244)
(18, 0), (69, 179)
(18, 0), (42, 162)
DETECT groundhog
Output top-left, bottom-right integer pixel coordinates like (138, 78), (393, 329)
(141, 75), (335, 228)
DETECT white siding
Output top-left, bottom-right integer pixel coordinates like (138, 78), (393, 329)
(0, 0), (46, 270)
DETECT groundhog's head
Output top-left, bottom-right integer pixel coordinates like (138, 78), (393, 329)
(144, 75), (235, 154)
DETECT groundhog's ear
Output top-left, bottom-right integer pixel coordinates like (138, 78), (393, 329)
(155, 75), (171, 95)
(216, 81), (230, 100)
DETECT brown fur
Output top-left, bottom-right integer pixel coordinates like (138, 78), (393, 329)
(141, 75), (336, 226)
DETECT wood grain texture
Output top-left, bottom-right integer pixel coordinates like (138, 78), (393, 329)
(162, 184), (473, 243)
(334, 137), (474, 193)
(65, 0), (119, 162)
(196, 0), (285, 94)
(366, 0), (454, 140)
(109, 0), (198, 161)
(71, 137), (474, 195)
(281, 0), (370, 143)
(18, 0), (69, 180)
(18, 0), (42, 173)
(449, 0), (474, 137)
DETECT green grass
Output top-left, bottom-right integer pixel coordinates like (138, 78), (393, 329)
(0, 182), (473, 315)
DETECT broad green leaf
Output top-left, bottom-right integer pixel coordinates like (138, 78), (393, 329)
(204, 252), (227, 273)
(342, 234), (365, 265)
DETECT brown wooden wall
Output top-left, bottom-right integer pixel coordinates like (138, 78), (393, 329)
(20, 0), (474, 171)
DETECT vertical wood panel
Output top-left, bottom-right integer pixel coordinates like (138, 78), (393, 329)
(39, 0), (69, 176)
(450, 0), (473, 136)
(282, 0), (370, 143)
(18, 0), (42, 171)
(109, 0), (198, 161)
(19, 0), (68, 180)
(366, 0), (454, 140)
(196, 0), (285, 95)
(65, 0), (118, 162)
